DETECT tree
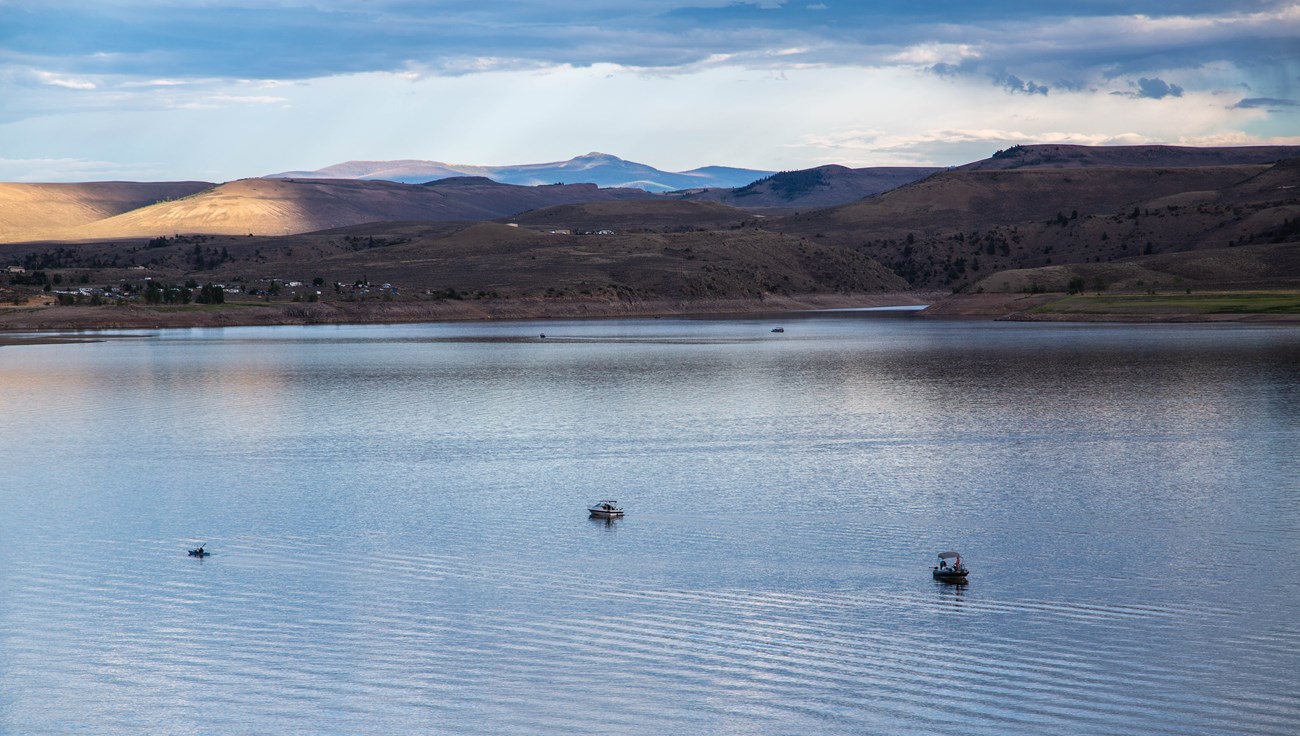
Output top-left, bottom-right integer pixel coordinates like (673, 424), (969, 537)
(1067, 276), (1086, 295)
(197, 283), (225, 304)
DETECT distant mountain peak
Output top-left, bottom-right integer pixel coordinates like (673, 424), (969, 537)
(268, 154), (774, 192)
(422, 176), (499, 187)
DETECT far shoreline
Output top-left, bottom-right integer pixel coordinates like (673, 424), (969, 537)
(5, 289), (1300, 346)
(0, 292), (935, 343)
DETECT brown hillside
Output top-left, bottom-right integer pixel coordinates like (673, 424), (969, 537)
(963, 241), (1300, 296)
(4, 178), (658, 243)
(0, 217), (905, 301)
(0, 181), (213, 242)
(670, 165), (941, 211)
(962, 144), (1300, 170)
(303, 222), (908, 299)
(506, 199), (754, 231)
(783, 166), (1269, 237)
(1211, 156), (1300, 204)
(770, 160), (1298, 291)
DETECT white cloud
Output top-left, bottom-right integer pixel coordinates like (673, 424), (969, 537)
(120, 79), (189, 88)
(0, 156), (158, 181)
(35, 71), (97, 90)
(887, 43), (980, 67)
(785, 77), (1299, 166)
(207, 94), (289, 105)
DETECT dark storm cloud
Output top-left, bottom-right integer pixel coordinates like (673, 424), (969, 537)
(1136, 77), (1185, 99)
(994, 73), (1050, 96)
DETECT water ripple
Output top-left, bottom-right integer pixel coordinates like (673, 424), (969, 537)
(1, 530), (1295, 735)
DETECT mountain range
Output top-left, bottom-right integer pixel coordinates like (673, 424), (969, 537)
(269, 152), (774, 192)
(2, 144), (1298, 325)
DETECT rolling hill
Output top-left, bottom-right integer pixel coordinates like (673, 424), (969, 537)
(0, 216), (908, 307)
(774, 156), (1300, 291)
(301, 221), (908, 299)
(0, 181), (213, 242)
(669, 165), (942, 211)
(0, 177), (657, 243)
(781, 165), (1273, 236)
(504, 199), (756, 232)
(963, 144), (1300, 170)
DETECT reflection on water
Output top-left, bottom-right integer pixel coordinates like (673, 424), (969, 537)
(1, 317), (1298, 734)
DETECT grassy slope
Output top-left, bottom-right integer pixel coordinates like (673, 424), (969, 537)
(1030, 292), (1300, 315)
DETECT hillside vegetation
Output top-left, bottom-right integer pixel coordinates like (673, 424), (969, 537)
(777, 158), (1299, 291)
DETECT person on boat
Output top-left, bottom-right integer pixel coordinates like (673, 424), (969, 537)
(939, 560), (948, 570)
(196, 546), (204, 555)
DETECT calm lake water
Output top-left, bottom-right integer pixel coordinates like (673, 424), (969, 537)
(2, 314), (1299, 734)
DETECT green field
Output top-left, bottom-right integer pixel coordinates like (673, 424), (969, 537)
(1031, 292), (1300, 315)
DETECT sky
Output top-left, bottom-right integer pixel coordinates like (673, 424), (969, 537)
(2, 0), (1298, 182)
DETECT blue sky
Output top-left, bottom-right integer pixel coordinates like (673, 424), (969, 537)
(2, 1), (1298, 181)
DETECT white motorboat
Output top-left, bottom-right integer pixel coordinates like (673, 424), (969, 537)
(588, 500), (624, 518)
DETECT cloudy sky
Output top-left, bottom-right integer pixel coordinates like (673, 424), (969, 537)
(2, 0), (1298, 181)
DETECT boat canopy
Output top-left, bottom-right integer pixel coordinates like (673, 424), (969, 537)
(937, 551), (961, 559)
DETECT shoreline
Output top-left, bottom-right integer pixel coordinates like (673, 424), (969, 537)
(5, 289), (1299, 345)
(0, 292), (934, 342)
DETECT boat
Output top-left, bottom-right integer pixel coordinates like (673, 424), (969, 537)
(588, 500), (624, 518)
(188, 546), (210, 557)
(932, 551), (968, 582)
(771, 327), (784, 333)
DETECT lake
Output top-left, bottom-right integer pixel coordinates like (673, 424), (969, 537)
(1, 314), (1298, 734)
